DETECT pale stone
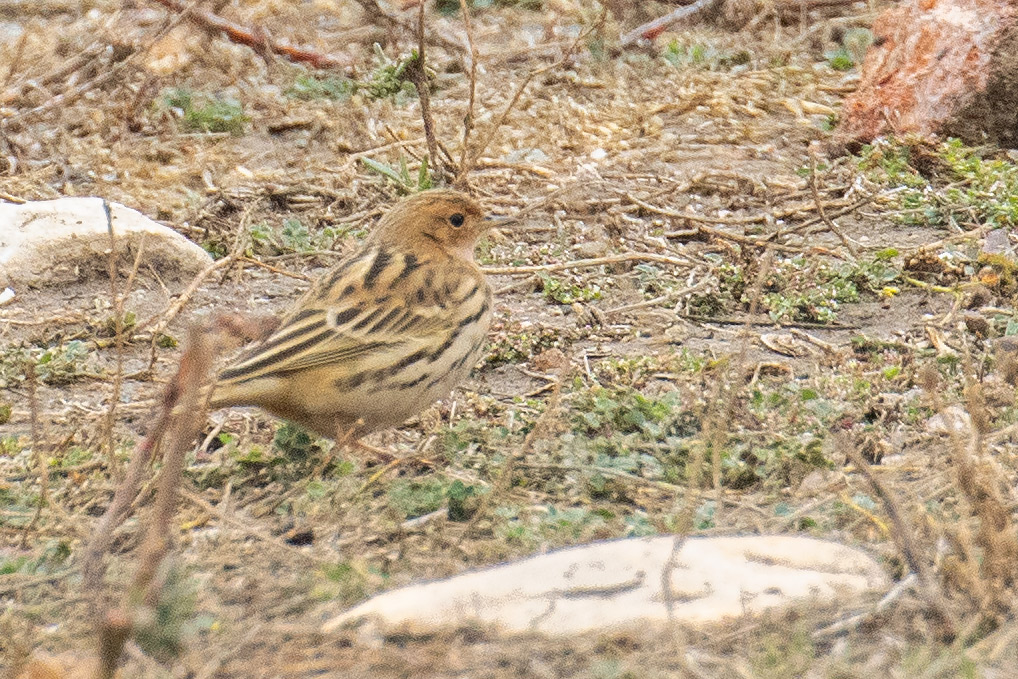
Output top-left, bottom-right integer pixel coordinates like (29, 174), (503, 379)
(0, 197), (212, 288)
(927, 406), (972, 435)
(322, 535), (890, 636)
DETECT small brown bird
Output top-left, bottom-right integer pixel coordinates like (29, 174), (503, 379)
(209, 189), (498, 440)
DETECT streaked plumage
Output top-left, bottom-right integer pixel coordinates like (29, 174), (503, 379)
(209, 190), (496, 439)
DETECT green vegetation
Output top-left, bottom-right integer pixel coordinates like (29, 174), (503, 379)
(161, 89), (248, 134)
(486, 323), (562, 365)
(859, 137), (1018, 228)
(0, 340), (92, 388)
(388, 478), (448, 519)
(663, 40), (751, 70)
(360, 155), (432, 193)
(435, 0), (543, 15)
(689, 251), (901, 324)
(285, 74), (356, 101)
(249, 218), (340, 256)
(826, 27), (875, 71)
(317, 561), (370, 604)
(824, 46), (854, 71)
(133, 566), (209, 662)
(760, 253), (901, 323)
(364, 48), (429, 101)
(537, 271), (602, 305)
(0, 540), (70, 575)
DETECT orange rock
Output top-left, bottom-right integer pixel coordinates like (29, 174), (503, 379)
(839, 0), (1018, 146)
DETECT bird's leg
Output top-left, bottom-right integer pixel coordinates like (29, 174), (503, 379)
(352, 440), (398, 464)
(331, 419), (397, 465)
(353, 432), (440, 495)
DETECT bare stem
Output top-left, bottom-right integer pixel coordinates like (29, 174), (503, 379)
(454, 0), (479, 188)
(410, 1), (441, 181)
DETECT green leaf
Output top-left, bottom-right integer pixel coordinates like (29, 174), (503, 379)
(360, 157), (406, 185)
(417, 155), (432, 191)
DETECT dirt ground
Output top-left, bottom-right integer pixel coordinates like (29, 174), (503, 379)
(3, 1), (1018, 677)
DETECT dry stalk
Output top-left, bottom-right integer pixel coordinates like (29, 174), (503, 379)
(464, 9), (607, 174)
(134, 255), (237, 337)
(1, 31), (28, 90)
(482, 251), (697, 276)
(5, 1), (200, 122)
(843, 441), (957, 638)
(147, 0), (352, 71)
(619, 0), (720, 47)
(101, 202), (146, 476)
(81, 362), (179, 597)
(628, 193), (846, 257)
(807, 151), (859, 258)
(90, 321), (232, 679)
(453, 0), (479, 188)
(459, 373), (565, 543)
(19, 358), (48, 548)
(80, 312), (272, 600)
(350, 0), (464, 53)
(129, 327), (213, 599)
(409, 0), (442, 180)
(954, 354), (1018, 613)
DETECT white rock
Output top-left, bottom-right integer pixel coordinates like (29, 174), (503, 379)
(322, 535), (889, 636)
(927, 406), (972, 435)
(0, 197), (213, 288)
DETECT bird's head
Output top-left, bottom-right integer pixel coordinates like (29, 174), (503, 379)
(373, 189), (503, 261)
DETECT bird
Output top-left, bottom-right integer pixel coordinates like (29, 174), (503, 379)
(208, 189), (500, 442)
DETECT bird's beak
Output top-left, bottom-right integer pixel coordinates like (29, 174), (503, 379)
(484, 214), (517, 228)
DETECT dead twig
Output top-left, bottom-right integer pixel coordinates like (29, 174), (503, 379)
(628, 193), (844, 257)
(19, 358), (47, 548)
(408, 1), (442, 180)
(453, 0), (479, 188)
(91, 323), (223, 679)
(102, 203), (146, 476)
(147, 0), (352, 71)
(844, 442), (957, 638)
(5, 1), (202, 121)
(619, 0), (720, 47)
(134, 255), (238, 337)
(352, 0), (465, 52)
(807, 152), (859, 258)
(482, 252), (697, 276)
(81, 364), (180, 597)
(465, 9), (607, 175)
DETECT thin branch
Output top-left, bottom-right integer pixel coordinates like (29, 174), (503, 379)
(80, 367), (178, 597)
(350, 0), (465, 53)
(454, 0), (479, 187)
(130, 327), (212, 600)
(808, 152), (859, 258)
(619, 0), (720, 47)
(409, 1), (441, 179)
(91, 324), (217, 679)
(5, 2), (200, 122)
(19, 359), (47, 548)
(134, 255), (237, 337)
(844, 443), (957, 637)
(465, 10), (607, 174)
(628, 193), (838, 256)
(481, 252), (697, 276)
(148, 0), (352, 71)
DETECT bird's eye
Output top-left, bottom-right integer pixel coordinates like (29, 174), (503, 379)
(449, 213), (465, 228)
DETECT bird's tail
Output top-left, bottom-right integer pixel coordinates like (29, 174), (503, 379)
(206, 376), (279, 411)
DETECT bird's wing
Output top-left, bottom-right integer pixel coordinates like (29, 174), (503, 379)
(217, 246), (487, 385)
